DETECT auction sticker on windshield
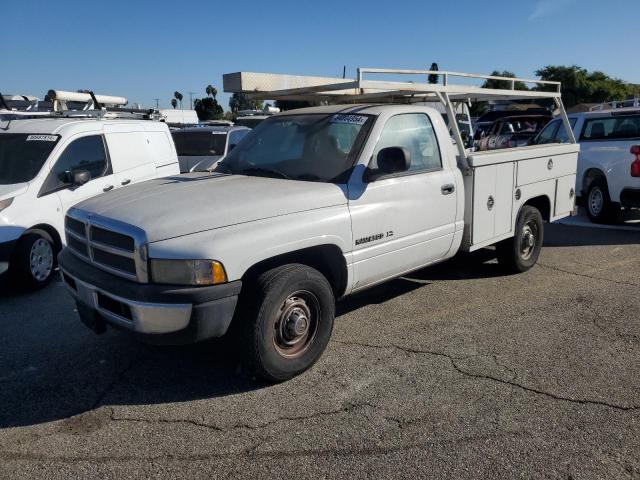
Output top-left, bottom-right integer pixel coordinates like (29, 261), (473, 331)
(331, 114), (368, 125)
(26, 135), (59, 142)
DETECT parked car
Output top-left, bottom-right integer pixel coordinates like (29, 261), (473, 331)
(473, 107), (551, 143)
(0, 116), (180, 288)
(59, 99), (578, 381)
(476, 114), (552, 151)
(171, 126), (250, 172)
(531, 108), (640, 223)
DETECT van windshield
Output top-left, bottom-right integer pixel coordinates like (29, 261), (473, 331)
(215, 113), (374, 182)
(0, 134), (60, 185)
(172, 131), (228, 156)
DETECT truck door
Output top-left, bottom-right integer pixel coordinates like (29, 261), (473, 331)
(348, 113), (458, 290)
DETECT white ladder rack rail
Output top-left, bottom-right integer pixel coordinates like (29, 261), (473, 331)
(223, 67), (575, 163)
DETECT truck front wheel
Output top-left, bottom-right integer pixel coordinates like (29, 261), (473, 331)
(496, 206), (544, 273)
(240, 264), (335, 382)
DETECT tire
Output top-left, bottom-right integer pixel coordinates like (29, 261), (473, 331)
(585, 178), (618, 224)
(11, 231), (57, 289)
(239, 264), (335, 382)
(496, 206), (544, 273)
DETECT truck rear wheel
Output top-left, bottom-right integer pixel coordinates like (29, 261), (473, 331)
(496, 206), (544, 273)
(240, 264), (335, 382)
(586, 177), (618, 224)
(12, 231), (57, 289)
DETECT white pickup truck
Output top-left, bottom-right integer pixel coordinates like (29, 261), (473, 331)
(58, 69), (579, 381)
(0, 106), (180, 288)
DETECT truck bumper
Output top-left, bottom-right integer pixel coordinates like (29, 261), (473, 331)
(58, 248), (242, 345)
(0, 239), (18, 275)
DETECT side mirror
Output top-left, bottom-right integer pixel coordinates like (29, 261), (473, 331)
(72, 170), (91, 185)
(367, 147), (410, 182)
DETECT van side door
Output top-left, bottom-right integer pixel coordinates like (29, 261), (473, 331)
(103, 125), (157, 188)
(348, 112), (458, 290)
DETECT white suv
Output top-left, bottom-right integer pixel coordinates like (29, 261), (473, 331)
(0, 116), (180, 288)
(534, 108), (640, 223)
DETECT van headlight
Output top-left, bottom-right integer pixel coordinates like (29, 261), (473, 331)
(0, 198), (13, 212)
(149, 259), (227, 286)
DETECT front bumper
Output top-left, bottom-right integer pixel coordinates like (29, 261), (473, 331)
(0, 239), (18, 275)
(58, 248), (242, 345)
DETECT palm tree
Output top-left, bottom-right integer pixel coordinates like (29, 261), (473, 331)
(174, 91), (184, 109)
(206, 85), (217, 99)
(171, 98), (177, 109)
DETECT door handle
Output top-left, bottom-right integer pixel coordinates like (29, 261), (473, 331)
(103, 185), (114, 192)
(121, 179), (131, 186)
(441, 184), (455, 195)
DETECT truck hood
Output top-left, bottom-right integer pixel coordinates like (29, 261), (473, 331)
(75, 173), (348, 242)
(0, 183), (29, 201)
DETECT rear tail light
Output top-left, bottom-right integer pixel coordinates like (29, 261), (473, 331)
(631, 145), (640, 177)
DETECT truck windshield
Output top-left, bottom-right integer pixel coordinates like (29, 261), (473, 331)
(172, 131), (228, 156)
(0, 134), (60, 185)
(216, 113), (374, 182)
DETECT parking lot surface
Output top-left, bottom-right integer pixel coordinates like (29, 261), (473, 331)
(1, 220), (639, 479)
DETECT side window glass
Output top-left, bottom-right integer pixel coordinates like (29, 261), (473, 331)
(555, 118), (577, 143)
(536, 120), (559, 144)
(51, 135), (108, 186)
(373, 114), (441, 173)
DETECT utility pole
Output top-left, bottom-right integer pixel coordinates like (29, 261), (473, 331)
(188, 91), (196, 109)
(153, 98), (159, 109)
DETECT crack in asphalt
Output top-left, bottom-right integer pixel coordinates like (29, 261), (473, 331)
(537, 263), (639, 287)
(90, 346), (143, 411)
(109, 400), (380, 433)
(333, 340), (639, 412)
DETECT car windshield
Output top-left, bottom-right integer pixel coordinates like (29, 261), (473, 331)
(215, 113), (374, 182)
(172, 131), (228, 156)
(0, 134), (59, 185)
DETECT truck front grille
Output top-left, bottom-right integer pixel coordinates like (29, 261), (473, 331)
(65, 209), (148, 283)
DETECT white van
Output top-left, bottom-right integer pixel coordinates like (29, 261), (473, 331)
(0, 116), (180, 288)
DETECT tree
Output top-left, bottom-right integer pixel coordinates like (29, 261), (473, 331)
(174, 91), (184, 109)
(193, 97), (224, 120)
(170, 98), (177, 109)
(428, 63), (439, 85)
(482, 70), (529, 91)
(229, 92), (263, 113)
(535, 65), (640, 108)
(206, 85), (217, 99)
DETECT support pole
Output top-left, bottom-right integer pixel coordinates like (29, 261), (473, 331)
(437, 92), (470, 172)
(554, 97), (577, 144)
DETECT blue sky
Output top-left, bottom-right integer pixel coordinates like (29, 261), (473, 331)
(2, 0), (637, 110)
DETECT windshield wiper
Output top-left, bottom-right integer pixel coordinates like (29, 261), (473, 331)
(241, 166), (290, 180)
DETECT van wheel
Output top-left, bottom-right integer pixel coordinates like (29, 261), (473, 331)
(586, 178), (618, 224)
(240, 264), (335, 382)
(496, 206), (544, 273)
(13, 231), (56, 289)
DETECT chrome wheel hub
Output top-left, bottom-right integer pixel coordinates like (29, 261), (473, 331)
(589, 187), (604, 216)
(30, 238), (53, 282)
(520, 223), (537, 261)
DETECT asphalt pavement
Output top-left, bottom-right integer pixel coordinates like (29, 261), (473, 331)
(1, 217), (639, 479)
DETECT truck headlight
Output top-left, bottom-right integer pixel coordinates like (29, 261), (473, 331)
(0, 198), (13, 212)
(149, 259), (227, 286)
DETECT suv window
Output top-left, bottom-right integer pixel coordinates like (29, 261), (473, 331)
(534, 120), (559, 144)
(581, 115), (640, 141)
(372, 114), (441, 173)
(43, 135), (109, 192)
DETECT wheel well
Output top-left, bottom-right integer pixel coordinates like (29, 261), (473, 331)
(25, 224), (62, 253)
(522, 195), (551, 222)
(242, 245), (348, 298)
(582, 168), (606, 196)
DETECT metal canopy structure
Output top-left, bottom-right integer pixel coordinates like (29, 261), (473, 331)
(223, 67), (576, 162)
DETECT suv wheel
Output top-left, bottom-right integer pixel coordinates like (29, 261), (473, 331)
(240, 264), (335, 382)
(496, 205), (544, 273)
(586, 178), (618, 224)
(13, 231), (56, 289)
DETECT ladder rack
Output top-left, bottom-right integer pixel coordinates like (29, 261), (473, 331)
(223, 67), (575, 163)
